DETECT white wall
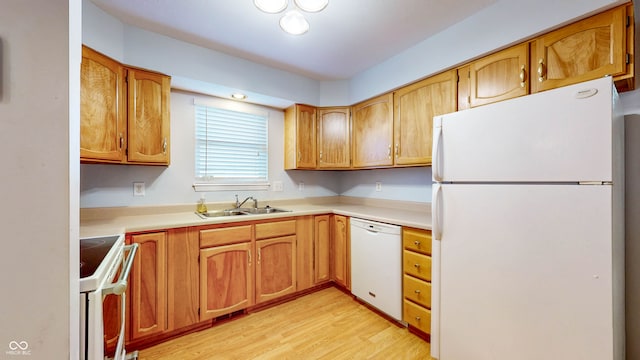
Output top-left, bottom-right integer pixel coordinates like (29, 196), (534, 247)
(349, 0), (628, 103)
(0, 0), (80, 358)
(80, 91), (341, 208)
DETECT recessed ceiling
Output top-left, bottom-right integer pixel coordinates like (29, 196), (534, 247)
(89, 0), (497, 81)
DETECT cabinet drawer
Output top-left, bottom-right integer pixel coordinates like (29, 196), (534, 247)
(403, 251), (431, 281)
(200, 225), (253, 248)
(402, 228), (431, 255)
(255, 220), (296, 240)
(403, 275), (431, 308)
(403, 299), (431, 334)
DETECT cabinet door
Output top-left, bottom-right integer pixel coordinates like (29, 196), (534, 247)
(532, 5), (627, 93)
(317, 107), (351, 168)
(129, 232), (167, 340)
(352, 93), (394, 168)
(393, 70), (456, 166)
(296, 216), (315, 291)
(200, 242), (254, 320)
(127, 68), (171, 164)
(314, 215), (331, 284)
(256, 236), (297, 303)
(470, 43), (529, 108)
(166, 228), (199, 330)
(80, 46), (126, 163)
(331, 215), (350, 289)
(284, 104), (317, 169)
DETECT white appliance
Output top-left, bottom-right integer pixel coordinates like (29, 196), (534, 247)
(80, 234), (138, 360)
(350, 218), (402, 321)
(431, 77), (625, 360)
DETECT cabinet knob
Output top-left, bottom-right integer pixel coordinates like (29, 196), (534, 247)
(519, 65), (526, 88)
(319, 151), (323, 161)
(162, 137), (167, 154)
(414, 263), (420, 269)
(387, 144), (392, 159)
(119, 133), (124, 149)
(414, 289), (421, 294)
(415, 316), (421, 321)
(414, 240), (421, 246)
(395, 143), (399, 157)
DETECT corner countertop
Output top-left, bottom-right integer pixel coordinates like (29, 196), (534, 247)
(80, 196), (431, 238)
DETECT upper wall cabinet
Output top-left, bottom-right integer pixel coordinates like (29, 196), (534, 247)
(317, 107), (351, 169)
(284, 104), (317, 169)
(531, 4), (632, 93)
(351, 93), (394, 168)
(393, 70), (457, 166)
(81, 46), (171, 165)
(465, 43), (530, 108)
(126, 68), (171, 164)
(80, 46), (126, 162)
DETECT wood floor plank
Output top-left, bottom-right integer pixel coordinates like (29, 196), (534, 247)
(137, 287), (431, 360)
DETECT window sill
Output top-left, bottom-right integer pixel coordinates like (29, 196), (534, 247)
(193, 183), (271, 192)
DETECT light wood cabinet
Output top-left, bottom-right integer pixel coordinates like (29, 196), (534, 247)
(284, 104), (317, 169)
(402, 228), (432, 336)
(126, 68), (171, 164)
(199, 223), (254, 320)
(314, 215), (331, 284)
(464, 43), (530, 108)
(331, 214), (350, 289)
(80, 46), (126, 162)
(129, 231), (167, 339)
(166, 228), (199, 330)
(393, 70), (456, 166)
(531, 4), (632, 93)
(80, 45), (171, 165)
(317, 107), (351, 168)
(351, 93), (394, 168)
(295, 216), (315, 291)
(200, 242), (254, 320)
(256, 235), (297, 303)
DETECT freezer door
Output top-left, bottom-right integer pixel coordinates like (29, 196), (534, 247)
(431, 184), (617, 360)
(432, 77), (615, 183)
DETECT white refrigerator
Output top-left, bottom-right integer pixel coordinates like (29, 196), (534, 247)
(430, 77), (625, 360)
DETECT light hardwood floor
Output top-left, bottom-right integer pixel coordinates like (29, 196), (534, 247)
(138, 287), (431, 360)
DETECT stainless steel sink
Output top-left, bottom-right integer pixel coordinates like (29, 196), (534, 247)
(196, 206), (290, 219)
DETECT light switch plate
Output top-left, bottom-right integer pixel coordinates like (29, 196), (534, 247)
(273, 181), (283, 192)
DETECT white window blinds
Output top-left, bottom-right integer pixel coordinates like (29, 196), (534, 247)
(195, 105), (268, 184)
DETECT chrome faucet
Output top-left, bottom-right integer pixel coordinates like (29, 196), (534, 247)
(235, 195), (257, 209)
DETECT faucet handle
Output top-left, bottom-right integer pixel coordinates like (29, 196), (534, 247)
(235, 194), (239, 207)
(253, 198), (258, 208)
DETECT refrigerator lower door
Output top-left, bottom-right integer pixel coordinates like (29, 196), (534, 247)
(432, 184), (618, 360)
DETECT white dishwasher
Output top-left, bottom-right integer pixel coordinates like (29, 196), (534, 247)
(350, 218), (402, 321)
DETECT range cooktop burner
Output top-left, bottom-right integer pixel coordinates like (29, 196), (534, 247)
(80, 235), (120, 279)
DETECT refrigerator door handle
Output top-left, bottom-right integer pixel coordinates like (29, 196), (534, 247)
(433, 118), (444, 182)
(433, 184), (443, 241)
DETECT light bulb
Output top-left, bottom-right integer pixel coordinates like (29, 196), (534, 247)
(254, 0), (287, 14)
(294, 0), (328, 13)
(279, 10), (309, 35)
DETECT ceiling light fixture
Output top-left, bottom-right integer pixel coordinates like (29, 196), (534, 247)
(231, 93), (247, 100)
(254, 0), (328, 36)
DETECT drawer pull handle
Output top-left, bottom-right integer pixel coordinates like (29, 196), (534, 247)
(414, 240), (421, 246)
(414, 264), (420, 269)
(414, 289), (421, 294)
(415, 316), (421, 321)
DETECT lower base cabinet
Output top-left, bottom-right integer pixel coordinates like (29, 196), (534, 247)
(331, 215), (350, 289)
(402, 227), (433, 335)
(256, 236), (297, 303)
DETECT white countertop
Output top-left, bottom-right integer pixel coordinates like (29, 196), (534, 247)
(80, 197), (431, 238)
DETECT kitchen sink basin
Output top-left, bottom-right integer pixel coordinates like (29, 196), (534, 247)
(196, 206), (290, 219)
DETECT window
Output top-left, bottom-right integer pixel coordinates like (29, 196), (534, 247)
(194, 105), (269, 191)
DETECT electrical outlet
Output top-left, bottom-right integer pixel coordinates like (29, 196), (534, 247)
(133, 182), (145, 196)
(375, 182), (382, 191)
(273, 181), (283, 192)
(299, 181), (305, 192)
